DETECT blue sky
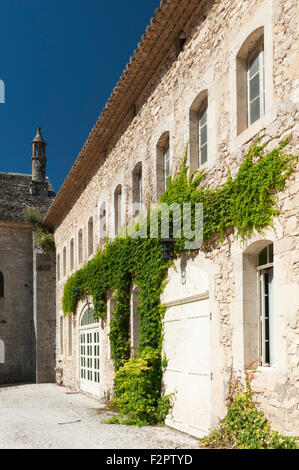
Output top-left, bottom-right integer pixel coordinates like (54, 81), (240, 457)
(0, 0), (160, 193)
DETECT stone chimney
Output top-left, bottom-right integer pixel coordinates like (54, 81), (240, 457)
(30, 126), (48, 196)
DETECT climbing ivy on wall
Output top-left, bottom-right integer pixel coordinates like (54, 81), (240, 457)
(62, 140), (297, 426)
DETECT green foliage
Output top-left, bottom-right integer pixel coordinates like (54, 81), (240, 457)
(201, 367), (298, 449)
(24, 205), (42, 224)
(161, 140), (298, 242)
(34, 227), (55, 250)
(62, 140), (297, 427)
(105, 347), (172, 426)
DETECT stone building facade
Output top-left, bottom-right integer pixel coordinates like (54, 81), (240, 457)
(44, 0), (299, 437)
(0, 127), (56, 384)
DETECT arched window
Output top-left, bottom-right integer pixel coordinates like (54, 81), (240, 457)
(63, 247), (67, 277)
(70, 239), (74, 271)
(80, 307), (97, 327)
(0, 339), (4, 363)
(0, 271), (4, 298)
(156, 132), (170, 199)
(100, 202), (107, 244)
(78, 229), (83, 265)
(236, 27), (264, 134)
(132, 162), (143, 217)
(189, 90), (208, 172)
(114, 185), (122, 235)
(88, 217), (94, 256)
(247, 41), (265, 126)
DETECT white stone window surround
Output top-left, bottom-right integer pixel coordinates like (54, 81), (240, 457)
(98, 199), (108, 246)
(111, 172), (126, 239)
(129, 156), (145, 219)
(156, 131), (171, 198)
(69, 238), (75, 273)
(231, 230), (291, 377)
(247, 40), (265, 126)
(149, 109), (175, 202)
(87, 216), (94, 258)
(62, 246), (67, 279)
(78, 227), (84, 267)
(257, 244), (274, 367)
(229, 0), (275, 152)
(184, 76), (217, 176)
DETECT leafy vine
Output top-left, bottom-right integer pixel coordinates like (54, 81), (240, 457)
(62, 140), (297, 426)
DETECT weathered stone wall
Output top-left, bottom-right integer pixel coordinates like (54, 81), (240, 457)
(0, 222), (35, 383)
(33, 245), (56, 383)
(0, 172), (55, 223)
(54, 0), (299, 435)
(0, 169), (56, 384)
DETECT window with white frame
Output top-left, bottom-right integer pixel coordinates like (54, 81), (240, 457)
(114, 185), (122, 235)
(189, 90), (208, 172)
(236, 27), (265, 135)
(156, 131), (170, 199)
(70, 239), (74, 272)
(88, 217), (94, 256)
(198, 99), (208, 165)
(164, 144), (170, 190)
(63, 247), (66, 277)
(257, 243), (273, 367)
(100, 202), (107, 244)
(78, 229), (83, 265)
(247, 40), (265, 126)
(132, 162), (143, 217)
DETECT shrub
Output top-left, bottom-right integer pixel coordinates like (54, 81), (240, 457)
(105, 347), (172, 426)
(201, 366), (298, 449)
(34, 227), (55, 250)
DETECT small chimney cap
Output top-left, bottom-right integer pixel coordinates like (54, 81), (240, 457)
(32, 126), (46, 144)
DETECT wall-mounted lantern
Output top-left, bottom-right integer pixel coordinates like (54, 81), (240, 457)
(160, 238), (175, 261)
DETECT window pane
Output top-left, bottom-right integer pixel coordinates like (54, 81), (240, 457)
(199, 108), (207, 126)
(269, 243), (273, 263)
(200, 124), (207, 145)
(258, 247), (267, 266)
(200, 144), (208, 165)
(165, 147), (170, 177)
(249, 51), (259, 78)
(250, 98), (260, 125)
(249, 73), (260, 102)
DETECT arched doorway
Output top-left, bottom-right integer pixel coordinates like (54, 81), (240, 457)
(79, 306), (100, 396)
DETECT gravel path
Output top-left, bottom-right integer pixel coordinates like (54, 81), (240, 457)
(0, 383), (200, 449)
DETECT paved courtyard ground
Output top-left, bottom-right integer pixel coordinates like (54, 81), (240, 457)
(0, 383), (200, 449)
